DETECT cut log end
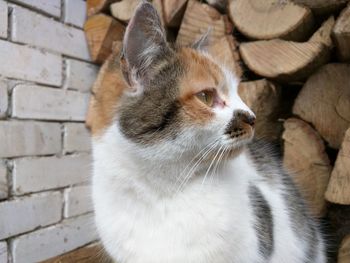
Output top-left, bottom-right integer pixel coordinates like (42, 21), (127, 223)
(325, 128), (350, 205)
(332, 4), (350, 61)
(176, 0), (232, 46)
(282, 118), (331, 217)
(110, 0), (140, 23)
(229, 0), (314, 41)
(239, 16), (335, 81)
(293, 63), (350, 149)
(208, 35), (243, 78)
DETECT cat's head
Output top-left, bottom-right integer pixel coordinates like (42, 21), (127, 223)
(115, 2), (255, 160)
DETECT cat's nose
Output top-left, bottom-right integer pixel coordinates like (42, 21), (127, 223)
(236, 110), (255, 127)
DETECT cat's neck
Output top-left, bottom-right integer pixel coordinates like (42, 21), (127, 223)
(93, 124), (255, 197)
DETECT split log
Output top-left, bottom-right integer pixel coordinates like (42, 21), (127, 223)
(163, 0), (188, 27)
(325, 128), (350, 205)
(239, 16), (334, 81)
(332, 4), (350, 61)
(87, 0), (118, 17)
(293, 63), (350, 148)
(84, 14), (125, 64)
(338, 235), (350, 263)
(238, 79), (282, 141)
(293, 0), (348, 15)
(282, 118), (331, 217)
(110, 0), (140, 23)
(176, 0), (232, 46)
(208, 35), (242, 78)
(228, 0), (314, 41)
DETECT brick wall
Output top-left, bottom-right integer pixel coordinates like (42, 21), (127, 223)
(0, 1), (99, 262)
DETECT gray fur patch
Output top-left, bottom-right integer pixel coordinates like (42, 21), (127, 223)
(249, 184), (274, 259)
(248, 140), (324, 262)
(119, 56), (185, 145)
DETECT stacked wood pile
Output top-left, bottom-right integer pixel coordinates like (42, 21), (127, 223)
(83, 0), (350, 262)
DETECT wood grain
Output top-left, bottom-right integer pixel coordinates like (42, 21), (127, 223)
(283, 118), (331, 217)
(176, 0), (232, 46)
(239, 17), (334, 81)
(333, 4), (350, 61)
(228, 0), (314, 41)
(293, 63), (350, 149)
(325, 128), (350, 204)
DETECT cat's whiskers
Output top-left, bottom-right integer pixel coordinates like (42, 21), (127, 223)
(174, 140), (219, 185)
(175, 141), (219, 193)
(175, 141), (220, 193)
(200, 145), (224, 188)
(209, 145), (228, 185)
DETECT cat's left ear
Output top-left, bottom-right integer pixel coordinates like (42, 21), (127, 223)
(121, 1), (170, 88)
(192, 28), (212, 51)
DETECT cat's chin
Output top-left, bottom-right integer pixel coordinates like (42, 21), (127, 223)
(224, 132), (254, 158)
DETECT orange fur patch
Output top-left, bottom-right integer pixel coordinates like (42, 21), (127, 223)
(177, 48), (227, 125)
(86, 49), (128, 137)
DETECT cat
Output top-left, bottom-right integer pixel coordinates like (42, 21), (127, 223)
(91, 2), (326, 263)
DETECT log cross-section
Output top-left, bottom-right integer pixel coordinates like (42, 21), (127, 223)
(325, 128), (350, 205)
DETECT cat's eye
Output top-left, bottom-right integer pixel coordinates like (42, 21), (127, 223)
(195, 90), (214, 107)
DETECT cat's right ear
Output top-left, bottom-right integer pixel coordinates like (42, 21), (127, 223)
(121, 1), (170, 90)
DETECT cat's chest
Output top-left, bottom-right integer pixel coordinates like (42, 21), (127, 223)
(95, 175), (259, 263)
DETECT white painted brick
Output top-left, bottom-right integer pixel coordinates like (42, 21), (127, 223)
(64, 0), (86, 28)
(66, 59), (98, 92)
(0, 0), (7, 38)
(64, 123), (91, 153)
(0, 192), (62, 240)
(12, 85), (90, 121)
(0, 40), (62, 86)
(0, 242), (7, 263)
(13, 154), (91, 195)
(64, 185), (93, 218)
(0, 80), (8, 118)
(0, 162), (7, 200)
(0, 121), (61, 158)
(11, 214), (97, 263)
(11, 0), (61, 17)
(12, 6), (90, 60)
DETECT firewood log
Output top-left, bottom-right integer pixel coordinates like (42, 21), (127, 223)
(208, 35), (242, 78)
(239, 16), (334, 81)
(332, 4), (350, 61)
(84, 14), (125, 64)
(110, 0), (140, 22)
(176, 0), (232, 46)
(282, 118), (331, 217)
(238, 79), (282, 141)
(338, 235), (350, 263)
(293, 63), (350, 149)
(228, 0), (314, 41)
(325, 128), (350, 205)
(163, 0), (188, 27)
(293, 0), (348, 15)
(87, 0), (118, 16)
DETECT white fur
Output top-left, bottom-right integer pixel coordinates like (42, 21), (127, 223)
(92, 70), (324, 263)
